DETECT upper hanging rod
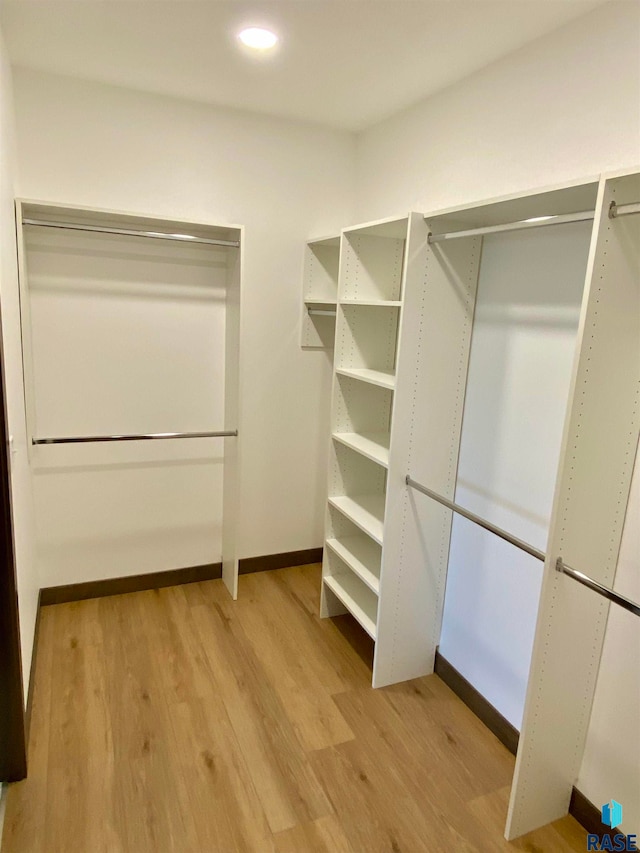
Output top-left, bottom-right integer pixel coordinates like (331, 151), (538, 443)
(608, 200), (640, 219)
(32, 430), (238, 446)
(308, 308), (337, 317)
(22, 218), (240, 248)
(405, 475), (640, 618)
(427, 209), (594, 243)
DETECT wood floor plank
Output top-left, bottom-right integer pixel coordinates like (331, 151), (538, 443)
(385, 676), (515, 795)
(190, 590), (332, 834)
(139, 586), (276, 852)
(329, 686), (509, 850)
(233, 572), (355, 751)
(264, 567), (374, 693)
(310, 738), (488, 853)
(273, 814), (353, 853)
(1, 606), (55, 853)
(97, 592), (200, 853)
(468, 787), (589, 852)
(3, 563), (590, 852)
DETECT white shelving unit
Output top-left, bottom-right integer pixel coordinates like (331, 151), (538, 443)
(300, 235), (340, 349)
(15, 200), (243, 600)
(353, 173), (638, 840)
(320, 213), (429, 684)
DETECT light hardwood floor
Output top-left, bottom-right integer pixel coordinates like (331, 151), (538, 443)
(2, 564), (587, 852)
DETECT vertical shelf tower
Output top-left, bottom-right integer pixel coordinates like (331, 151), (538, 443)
(300, 235), (340, 349)
(320, 213), (430, 685)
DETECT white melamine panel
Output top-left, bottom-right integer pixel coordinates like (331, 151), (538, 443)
(323, 568), (378, 639)
(439, 220), (592, 726)
(374, 216), (480, 687)
(333, 372), (392, 435)
(326, 535), (381, 594)
(331, 432), (389, 468)
(577, 452), (640, 838)
(222, 242), (242, 598)
(334, 367), (395, 391)
(335, 305), (399, 374)
(327, 496), (385, 545)
(300, 237), (339, 349)
(507, 172), (640, 838)
(328, 440), (386, 500)
(341, 300), (402, 307)
(341, 233), (405, 302)
(304, 239), (340, 301)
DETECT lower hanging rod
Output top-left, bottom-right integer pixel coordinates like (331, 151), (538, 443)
(405, 475), (640, 618)
(405, 475), (545, 561)
(32, 430), (238, 446)
(23, 218), (240, 248)
(556, 558), (640, 618)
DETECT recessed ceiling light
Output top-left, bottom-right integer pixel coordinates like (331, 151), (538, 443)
(238, 27), (278, 50)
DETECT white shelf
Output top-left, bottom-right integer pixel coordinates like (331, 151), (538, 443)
(326, 536), (381, 594)
(332, 431), (389, 468)
(305, 298), (337, 308)
(323, 573), (378, 639)
(341, 300), (402, 307)
(335, 367), (395, 391)
(328, 494), (385, 544)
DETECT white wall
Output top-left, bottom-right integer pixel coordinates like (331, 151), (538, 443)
(24, 226), (229, 585)
(356, 1), (640, 220)
(0, 30), (39, 697)
(11, 68), (354, 584)
(354, 0), (640, 825)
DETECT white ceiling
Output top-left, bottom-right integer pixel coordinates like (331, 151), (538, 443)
(0, 0), (605, 131)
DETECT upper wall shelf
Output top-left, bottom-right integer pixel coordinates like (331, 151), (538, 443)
(300, 234), (340, 349)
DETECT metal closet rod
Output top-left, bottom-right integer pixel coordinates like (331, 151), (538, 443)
(405, 475), (640, 618)
(22, 218), (240, 248)
(405, 476), (545, 561)
(308, 308), (337, 317)
(608, 200), (640, 219)
(427, 209), (595, 243)
(427, 198), (640, 243)
(32, 430), (238, 446)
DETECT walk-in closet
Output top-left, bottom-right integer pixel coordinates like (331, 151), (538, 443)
(0, 2), (638, 850)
